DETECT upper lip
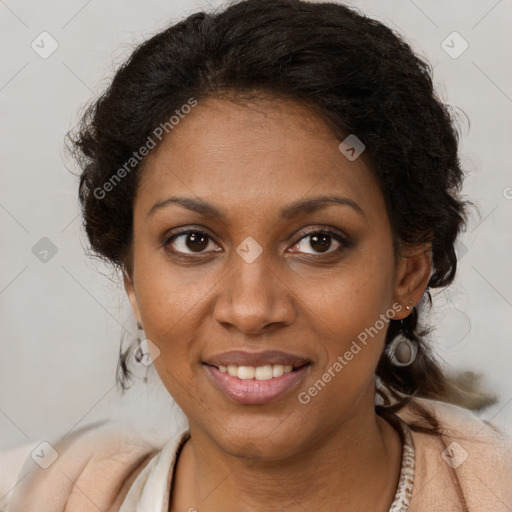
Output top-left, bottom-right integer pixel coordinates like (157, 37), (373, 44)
(203, 350), (311, 368)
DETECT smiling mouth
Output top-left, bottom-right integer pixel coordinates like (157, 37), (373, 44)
(202, 361), (311, 405)
(203, 362), (310, 381)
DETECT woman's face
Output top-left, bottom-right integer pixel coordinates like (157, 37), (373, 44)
(125, 96), (429, 458)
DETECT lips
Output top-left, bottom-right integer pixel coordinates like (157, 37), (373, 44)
(202, 349), (311, 369)
(203, 363), (311, 405)
(202, 350), (312, 404)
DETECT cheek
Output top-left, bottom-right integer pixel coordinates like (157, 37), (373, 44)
(295, 297), (391, 420)
(131, 262), (202, 381)
(297, 241), (395, 339)
(133, 239), (208, 335)
(131, 249), (229, 407)
(294, 242), (395, 390)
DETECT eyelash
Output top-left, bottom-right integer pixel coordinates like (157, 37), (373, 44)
(163, 227), (350, 259)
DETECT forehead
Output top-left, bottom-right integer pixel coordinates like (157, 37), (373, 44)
(136, 97), (382, 217)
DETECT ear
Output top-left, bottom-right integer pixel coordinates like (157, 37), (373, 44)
(123, 269), (142, 325)
(392, 243), (432, 320)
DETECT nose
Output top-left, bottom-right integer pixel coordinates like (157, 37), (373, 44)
(213, 247), (296, 336)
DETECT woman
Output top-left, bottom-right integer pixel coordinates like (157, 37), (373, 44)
(4, 0), (511, 510)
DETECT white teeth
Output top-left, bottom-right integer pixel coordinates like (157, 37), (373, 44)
(272, 364), (284, 378)
(238, 366), (255, 380)
(218, 363), (296, 380)
(255, 365), (273, 380)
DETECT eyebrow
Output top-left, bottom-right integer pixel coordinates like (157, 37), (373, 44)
(147, 195), (364, 219)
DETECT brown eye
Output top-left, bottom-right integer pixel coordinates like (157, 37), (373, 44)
(166, 230), (217, 254)
(293, 230), (347, 255)
(308, 233), (332, 253)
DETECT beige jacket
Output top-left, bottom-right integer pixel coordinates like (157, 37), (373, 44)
(1, 398), (511, 511)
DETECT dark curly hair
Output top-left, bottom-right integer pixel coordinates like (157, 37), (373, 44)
(69, 2), (496, 506)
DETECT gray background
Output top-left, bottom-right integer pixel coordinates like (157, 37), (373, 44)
(1, 0), (511, 454)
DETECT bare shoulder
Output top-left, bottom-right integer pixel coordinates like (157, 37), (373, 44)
(5, 420), (160, 512)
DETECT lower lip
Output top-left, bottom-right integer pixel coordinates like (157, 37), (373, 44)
(203, 364), (310, 405)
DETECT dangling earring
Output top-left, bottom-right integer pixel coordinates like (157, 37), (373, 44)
(386, 335), (417, 366)
(385, 318), (417, 367)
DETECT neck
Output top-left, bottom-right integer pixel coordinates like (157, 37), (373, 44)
(171, 391), (402, 512)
